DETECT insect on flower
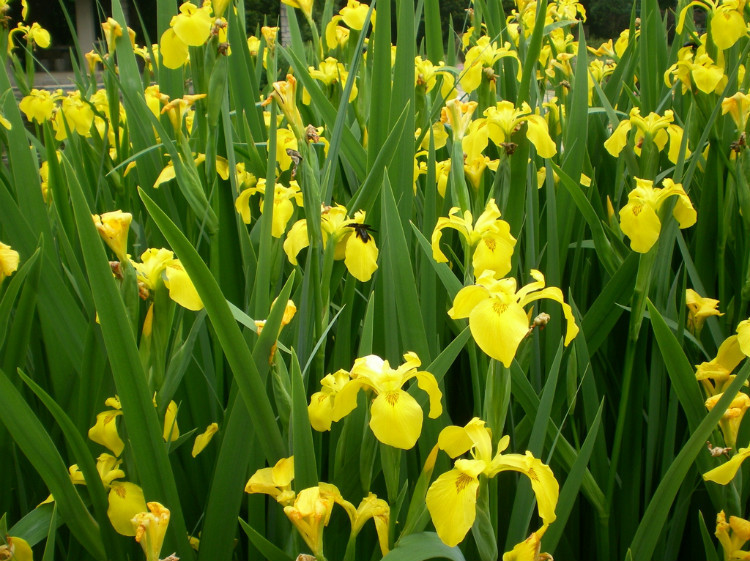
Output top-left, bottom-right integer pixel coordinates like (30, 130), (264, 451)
(348, 222), (376, 243)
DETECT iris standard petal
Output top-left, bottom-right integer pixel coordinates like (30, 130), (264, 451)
(448, 285), (491, 319)
(603, 120), (632, 157)
(369, 390), (423, 449)
(172, 3), (213, 46)
(191, 423), (219, 457)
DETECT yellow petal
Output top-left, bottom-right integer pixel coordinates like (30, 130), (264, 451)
(524, 115), (557, 158)
(710, 9), (746, 50)
(369, 390), (423, 449)
(519, 286), (579, 346)
(491, 452), (559, 524)
(159, 28), (189, 69)
(704, 447), (750, 485)
(448, 285), (491, 319)
(473, 229), (516, 278)
(163, 400), (180, 442)
(619, 200), (661, 253)
(172, 3), (213, 46)
(344, 230), (378, 282)
(738, 320), (750, 357)
(192, 423), (219, 457)
(502, 525), (548, 561)
(164, 260), (203, 311)
(416, 371), (443, 419)
(283, 219), (309, 266)
(5, 537), (33, 561)
(108, 482), (147, 536)
(425, 464), (482, 547)
(469, 298), (530, 367)
(604, 120), (632, 157)
(88, 409), (124, 456)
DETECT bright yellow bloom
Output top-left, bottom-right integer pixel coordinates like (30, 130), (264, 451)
(160, 94), (206, 135)
(676, 0), (748, 51)
(482, 101), (557, 158)
(426, 418), (558, 547)
(503, 524), (551, 561)
(604, 108), (690, 164)
(92, 210), (132, 261)
(158, 1), (213, 68)
(696, 335), (746, 396)
(235, 179), (303, 238)
(0, 242), (20, 285)
(665, 47), (726, 95)
(132, 248), (203, 311)
(325, 16), (350, 50)
(284, 483), (355, 558)
(706, 391), (750, 448)
(309, 352), (442, 449)
(461, 37), (520, 93)
(284, 205), (379, 282)
(282, 0), (314, 18)
(351, 493), (390, 555)
(164, 260), (203, 311)
(255, 298), (297, 363)
(8, 21), (50, 52)
(131, 502), (170, 561)
(431, 199), (517, 278)
(686, 288), (723, 334)
(339, 0), (374, 30)
(245, 456), (296, 504)
(53, 91), (95, 140)
(449, 270), (578, 367)
(192, 423), (219, 457)
(0, 537), (33, 561)
(715, 511), (750, 560)
(308, 369), (352, 431)
(722, 91), (750, 131)
(108, 481), (147, 536)
(19, 89), (56, 124)
(441, 99), (478, 141)
(417, 122), (449, 151)
(308, 57), (358, 101)
(89, 408), (125, 456)
(262, 75), (305, 140)
(618, 177), (697, 253)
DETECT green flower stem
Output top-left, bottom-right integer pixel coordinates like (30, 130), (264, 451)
(450, 137), (472, 214)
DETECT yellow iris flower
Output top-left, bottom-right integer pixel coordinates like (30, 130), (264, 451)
(19, 89), (56, 124)
(339, 0), (375, 30)
(705, 391), (750, 448)
(235, 179), (303, 238)
(461, 37), (520, 93)
(503, 524), (552, 561)
(0, 537), (33, 561)
(92, 210), (132, 261)
(0, 242), (20, 285)
(604, 108), (690, 164)
(449, 270), (578, 367)
(132, 248), (203, 311)
(108, 481), (148, 536)
(695, 335), (746, 396)
(676, 0), (748, 51)
(618, 177), (697, 253)
(131, 502), (170, 561)
(245, 456), (296, 505)
(686, 288), (723, 334)
(481, 101), (557, 158)
(307, 57), (358, 102)
(425, 418), (558, 547)
(284, 205), (379, 282)
(159, 1), (214, 69)
(715, 511), (750, 560)
(441, 99), (479, 141)
(722, 91), (750, 131)
(431, 198), (517, 278)
(308, 352), (442, 449)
